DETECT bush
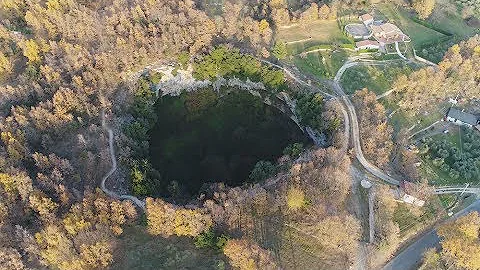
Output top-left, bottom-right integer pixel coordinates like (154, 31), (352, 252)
(272, 41), (287, 59)
(283, 143), (304, 158)
(287, 187), (306, 210)
(194, 229), (230, 251)
(295, 93), (325, 131)
(193, 46), (285, 90)
(177, 51), (190, 69)
(339, 43), (355, 49)
(249, 160), (277, 182)
(148, 70), (163, 85)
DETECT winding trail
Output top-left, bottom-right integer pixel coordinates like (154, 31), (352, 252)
(408, 120), (441, 139)
(101, 110), (146, 210)
(257, 59), (336, 99)
(376, 88), (396, 100)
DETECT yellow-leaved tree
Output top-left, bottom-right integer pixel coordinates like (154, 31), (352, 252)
(146, 197), (212, 237)
(437, 212), (480, 270)
(223, 239), (279, 270)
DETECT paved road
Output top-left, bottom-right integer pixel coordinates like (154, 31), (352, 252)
(395, 42), (407, 60)
(383, 199), (480, 270)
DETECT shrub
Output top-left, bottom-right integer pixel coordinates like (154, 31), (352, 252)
(287, 187), (306, 210)
(249, 160), (276, 182)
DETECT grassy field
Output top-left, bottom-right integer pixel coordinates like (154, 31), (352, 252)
(428, 0), (478, 37)
(113, 226), (225, 270)
(393, 200), (443, 238)
(277, 20), (352, 55)
(340, 62), (413, 95)
(416, 0), (478, 62)
(377, 4), (447, 48)
(293, 50), (348, 79)
(438, 194), (457, 208)
(380, 95), (446, 135)
(254, 219), (351, 269)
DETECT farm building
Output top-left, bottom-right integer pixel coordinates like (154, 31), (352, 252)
(355, 40), (380, 50)
(445, 107), (480, 128)
(370, 23), (410, 46)
(352, 13), (410, 51)
(359, 13), (374, 26)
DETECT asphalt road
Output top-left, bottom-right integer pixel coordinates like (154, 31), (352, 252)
(383, 199), (480, 270)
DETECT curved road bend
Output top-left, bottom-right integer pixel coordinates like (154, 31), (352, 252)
(331, 60), (401, 186)
(383, 199), (480, 270)
(263, 57), (400, 185)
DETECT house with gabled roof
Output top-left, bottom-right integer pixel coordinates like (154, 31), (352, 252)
(445, 107), (480, 128)
(359, 13), (374, 26)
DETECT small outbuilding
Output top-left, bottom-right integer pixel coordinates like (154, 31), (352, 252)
(359, 13), (374, 26)
(355, 40), (380, 50)
(445, 107), (479, 128)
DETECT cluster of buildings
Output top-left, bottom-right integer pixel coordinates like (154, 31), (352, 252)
(345, 13), (411, 51)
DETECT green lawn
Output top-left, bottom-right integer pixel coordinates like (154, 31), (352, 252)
(113, 225), (226, 270)
(393, 200), (443, 237)
(428, 0), (477, 37)
(438, 194), (456, 208)
(340, 62), (413, 95)
(277, 20), (352, 55)
(380, 96), (446, 136)
(415, 0), (478, 63)
(420, 155), (457, 186)
(377, 4), (447, 48)
(293, 50), (348, 79)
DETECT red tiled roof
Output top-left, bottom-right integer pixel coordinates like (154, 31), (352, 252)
(370, 23), (410, 44)
(360, 14), (373, 21)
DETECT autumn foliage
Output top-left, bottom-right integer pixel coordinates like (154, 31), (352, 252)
(437, 212), (480, 270)
(146, 197), (212, 237)
(223, 239), (279, 270)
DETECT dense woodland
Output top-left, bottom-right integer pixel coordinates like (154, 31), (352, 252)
(0, 0), (354, 268)
(353, 88), (394, 169)
(0, 0), (479, 269)
(0, 0), (282, 268)
(422, 212), (480, 270)
(394, 35), (480, 117)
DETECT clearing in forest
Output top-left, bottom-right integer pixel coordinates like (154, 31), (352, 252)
(293, 50), (348, 79)
(340, 62), (413, 95)
(277, 20), (352, 55)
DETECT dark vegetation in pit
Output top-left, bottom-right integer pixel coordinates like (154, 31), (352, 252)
(148, 88), (309, 196)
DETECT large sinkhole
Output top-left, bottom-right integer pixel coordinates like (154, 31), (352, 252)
(149, 88), (310, 196)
